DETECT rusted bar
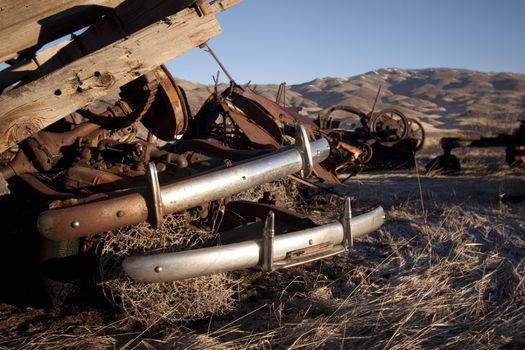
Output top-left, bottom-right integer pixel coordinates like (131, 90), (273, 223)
(37, 131), (330, 240)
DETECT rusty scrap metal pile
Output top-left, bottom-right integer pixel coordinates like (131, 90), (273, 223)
(0, 0), (427, 307)
(0, 63), (386, 297)
(427, 118), (525, 175)
(317, 104), (425, 176)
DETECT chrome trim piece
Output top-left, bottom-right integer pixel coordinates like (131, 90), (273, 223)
(160, 137), (329, 216)
(295, 124), (313, 178)
(262, 211), (275, 272)
(122, 206), (385, 283)
(146, 162), (163, 229)
(342, 197), (352, 249)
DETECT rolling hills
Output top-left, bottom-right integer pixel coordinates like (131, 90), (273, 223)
(178, 68), (525, 144)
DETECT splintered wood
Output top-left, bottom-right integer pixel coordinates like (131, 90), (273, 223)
(0, 0), (240, 154)
(0, 0), (125, 62)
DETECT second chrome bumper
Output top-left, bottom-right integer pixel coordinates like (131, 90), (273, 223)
(122, 202), (385, 283)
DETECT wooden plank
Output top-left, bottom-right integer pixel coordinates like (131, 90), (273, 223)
(0, 0), (124, 62)
(29, 0), (195, 81)
(210, 0), (241, 12)
(0, 0), (240, 79)
(113, 0), (197, 35)
(0, 40), (69, 91)
(0, 0), (116, 30)
(0, 6), (223, 154)
(3, 0), (199, 84)
(25, 11), (128, 81)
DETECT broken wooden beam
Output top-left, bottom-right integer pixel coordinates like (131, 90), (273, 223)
(0, 41), (69, 92)
(0, 1), (240, 154)
(0, 0), (125, 62)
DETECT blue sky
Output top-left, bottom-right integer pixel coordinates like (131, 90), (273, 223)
(167, 0), (525, 84)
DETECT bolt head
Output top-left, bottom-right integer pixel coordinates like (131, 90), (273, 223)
(70, 221), (80, 228)
(154, 266), (163, 273)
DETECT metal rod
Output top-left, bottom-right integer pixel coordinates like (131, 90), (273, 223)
(262, 211), (275, 272)
(204, 43), (235, 83)
(370, 85), (382, 115)
(123, 206), (385, 283)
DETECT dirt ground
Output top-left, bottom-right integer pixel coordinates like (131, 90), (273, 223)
(0, 149), (524, 350)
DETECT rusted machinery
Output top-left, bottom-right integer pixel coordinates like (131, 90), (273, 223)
(273, 84), (426, 178)
(427, 119), (525, 174)
(317, 104), (425, 176)
(0, 0), (384, 306)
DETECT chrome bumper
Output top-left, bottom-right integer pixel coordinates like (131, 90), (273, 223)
(122, 204), (385, 283)
(38, 126), (330, 240)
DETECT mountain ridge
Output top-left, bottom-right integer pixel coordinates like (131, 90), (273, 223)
(177, 68), (525, 144)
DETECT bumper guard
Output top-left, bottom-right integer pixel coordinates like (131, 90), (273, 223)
(123, 201), (384, 283)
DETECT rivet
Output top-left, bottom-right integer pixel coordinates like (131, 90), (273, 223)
(309, 239), (313, 245)
(117, 210), (125, 217)
(154, 266), (163, 273)
(71, 221), (80, 228)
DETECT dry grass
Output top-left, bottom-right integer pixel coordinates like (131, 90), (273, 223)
(99, 214), (236, 325)
(0, 154), (524, 349)
(276, 205), (524, 349)
(175, 200), (522, 350)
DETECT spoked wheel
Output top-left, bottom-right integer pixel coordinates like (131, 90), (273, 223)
(408, 118), (425, 151)
(370, 108), (410, 146)
(320, 105), (367, 131)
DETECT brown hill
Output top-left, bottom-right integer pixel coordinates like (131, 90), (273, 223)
(178, 68), (525, 145)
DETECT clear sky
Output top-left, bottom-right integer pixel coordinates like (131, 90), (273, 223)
(166, 0), (525, 84)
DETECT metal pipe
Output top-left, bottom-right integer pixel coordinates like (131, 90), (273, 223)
(122, 206), (385, 283)
(37, 133), (330, 240)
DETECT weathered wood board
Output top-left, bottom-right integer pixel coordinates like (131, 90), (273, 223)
(0, 0), (199, 89)
(0, 0), (124, 62)
(0, 1), (241, 154)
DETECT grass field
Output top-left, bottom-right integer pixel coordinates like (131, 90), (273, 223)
(0, 149), (524, 350)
